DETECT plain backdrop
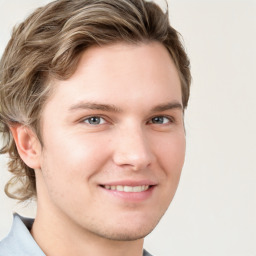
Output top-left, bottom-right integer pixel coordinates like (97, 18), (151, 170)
(0, 0), (255, 255)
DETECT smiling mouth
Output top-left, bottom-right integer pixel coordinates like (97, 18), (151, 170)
(101, 185), (151, 192)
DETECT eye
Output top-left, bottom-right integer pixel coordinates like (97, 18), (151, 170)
(83, 116), (106, 125)
(150, 116), (172, 124)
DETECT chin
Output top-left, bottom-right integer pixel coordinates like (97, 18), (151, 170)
(96, 224), (156, 241)
(92, 213), (163, 242)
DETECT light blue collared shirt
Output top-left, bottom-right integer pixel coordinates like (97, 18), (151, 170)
(0, 214), (45, 256)
(0, 214), (153, 256)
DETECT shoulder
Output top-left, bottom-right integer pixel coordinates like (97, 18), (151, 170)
(0, 236), (14, 256)
(0, 214), (45, 256)
(0, 214), (22, 255)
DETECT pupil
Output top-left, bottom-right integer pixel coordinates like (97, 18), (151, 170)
(89, 117), (100, 124)
(153, 117), (163, 124)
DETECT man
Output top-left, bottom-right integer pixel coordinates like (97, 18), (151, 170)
(0, 0), (191, 255)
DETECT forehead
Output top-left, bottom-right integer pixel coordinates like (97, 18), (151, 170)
(74, 42), (180, 86)
(46, 42), (182, 112)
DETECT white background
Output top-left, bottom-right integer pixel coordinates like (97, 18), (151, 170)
(0, 0), (256, 255)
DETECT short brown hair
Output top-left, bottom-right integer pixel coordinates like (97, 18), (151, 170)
(0, 0), (191, 202)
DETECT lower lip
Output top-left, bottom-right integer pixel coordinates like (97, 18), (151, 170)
(99, 186), (155, 202)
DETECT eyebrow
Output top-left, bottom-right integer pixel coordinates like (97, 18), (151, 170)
(151, 102), (183, 112)
(69, 102), (122, 113)
(69, 101), (183, 113)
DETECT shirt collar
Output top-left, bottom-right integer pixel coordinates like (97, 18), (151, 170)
(0, 213), (45, 256)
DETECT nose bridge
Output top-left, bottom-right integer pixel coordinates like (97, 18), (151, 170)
(113, 122), (153, 170)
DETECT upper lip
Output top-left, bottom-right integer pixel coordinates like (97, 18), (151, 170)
(100, 180), (157, 187)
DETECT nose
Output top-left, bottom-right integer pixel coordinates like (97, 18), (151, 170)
(112, 125), (154, 171)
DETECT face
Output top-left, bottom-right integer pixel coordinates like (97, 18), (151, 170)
(36, 42), (185, 241)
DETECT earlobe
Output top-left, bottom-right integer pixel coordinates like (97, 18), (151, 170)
(10, 125), (42, 169)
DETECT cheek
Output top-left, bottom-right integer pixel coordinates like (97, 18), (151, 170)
(171, 134), (186, 168)
(155, 132), (186, 177)
(151, 133), (185, 213)
(39, 134), (111, 208)
(41, 131), (112, 181)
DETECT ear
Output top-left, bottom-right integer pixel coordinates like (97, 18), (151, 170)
(10, 125), (42, 169)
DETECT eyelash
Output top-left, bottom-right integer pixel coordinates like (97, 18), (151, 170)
(81, 115), (174, 126)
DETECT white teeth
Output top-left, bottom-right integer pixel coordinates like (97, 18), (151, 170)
(133, 186), (140, 192)
(124, 186), (133, 192)
(103, 185), (150, 192)
(116, 185), (123, 191)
